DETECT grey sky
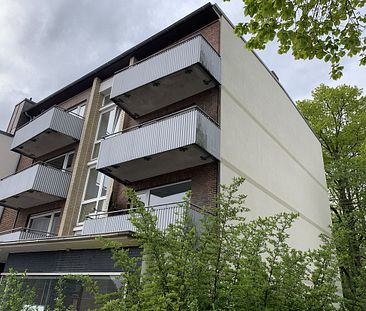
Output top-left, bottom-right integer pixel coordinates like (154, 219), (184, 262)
(0, 0), (365, 130)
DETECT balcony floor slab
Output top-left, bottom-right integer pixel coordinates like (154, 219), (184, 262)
(115, 64), (217, 118)
(98, 144), (215, 183)
(12, 130), (78, 158)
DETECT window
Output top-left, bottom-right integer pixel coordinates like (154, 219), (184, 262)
(46, 152), (74, 171)
(91, 95), (120, 159)
(137, 181), (191, 206)
(28, 211), (61, 235)
(68, 102), (86, 117)
(24, 276), (122, 310)
(102, 94), (113, 107)
(78, 166), (110, 223)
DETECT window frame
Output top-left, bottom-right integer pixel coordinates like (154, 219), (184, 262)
(77, 165), (110, 224)
(136, 180), (192, 207)
(68, 101), (87, 118)
(91, 96), (120, 160)
(27, 210), (61, 235)
(45, 151), (74, 171)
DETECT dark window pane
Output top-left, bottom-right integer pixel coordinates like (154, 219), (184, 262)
(149, 181), (191, 206)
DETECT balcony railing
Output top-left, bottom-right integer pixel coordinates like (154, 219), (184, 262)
(0, 227), (57, 243)
(111, 35), (221, 118)
(11, 106), (84, 158)
(97, 106), (220, 183)
(0, 162), (72, 209)
(81, 203), (204, 236)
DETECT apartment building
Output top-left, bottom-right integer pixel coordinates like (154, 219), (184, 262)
(0, 3), (331, 309)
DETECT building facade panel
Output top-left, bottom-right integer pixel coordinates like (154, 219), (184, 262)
(219, 17), (331, 249)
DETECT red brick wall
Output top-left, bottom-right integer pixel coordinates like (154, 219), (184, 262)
(16, 156), (33, 171)
(123, 87), (219, 129)
(188, 20), (220, 52)
(109, 162), (218, 211)
(0, 208), (17, 232)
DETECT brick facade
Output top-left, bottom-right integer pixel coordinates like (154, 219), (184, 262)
(109, 162), (218, 212)
(123, 87), (220, 129)
(0, 208), (17, 232)
(16, 155), (33, 171)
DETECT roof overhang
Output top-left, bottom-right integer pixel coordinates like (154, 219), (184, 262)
(0, 231), (138, 262)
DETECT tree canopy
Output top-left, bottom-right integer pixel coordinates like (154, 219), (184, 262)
(224, 0), (366, 79)
(298, 84), (366, 309)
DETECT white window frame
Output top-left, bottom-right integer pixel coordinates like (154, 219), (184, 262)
(77, 165), (110, 224)
(91, 94), (120, 160)
(27, 210), (61, 235)
(45, 151), (74, 171)
(136, 180), (192, 207)
(68, 101), (86, 118)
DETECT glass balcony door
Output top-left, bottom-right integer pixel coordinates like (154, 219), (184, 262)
(137, 181), (191, 207)
(28, 211), (61, 235)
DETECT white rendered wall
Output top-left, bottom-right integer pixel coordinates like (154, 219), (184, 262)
(219, 17), (331, 250)
(0, 132), (19, 179)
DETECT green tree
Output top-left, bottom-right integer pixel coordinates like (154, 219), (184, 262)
(298, 84), (366, 310)
(0, 269), (35, 311)
(99, 178), (339, 310)
(0, 179), (341, 310)
(223, 0), (366, 79)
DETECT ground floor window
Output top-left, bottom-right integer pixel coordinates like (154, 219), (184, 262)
(22, 275), (122, 310)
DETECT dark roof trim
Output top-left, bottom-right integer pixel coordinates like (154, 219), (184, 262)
(26, 2), (220, 116)
(0, 130), (13, 137)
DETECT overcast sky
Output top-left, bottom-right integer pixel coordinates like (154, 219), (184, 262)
(0, 0), (365, 130)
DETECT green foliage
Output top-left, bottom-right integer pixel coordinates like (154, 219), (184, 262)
(298, 84), (366, 310)
(52, 278), (73, 311)
(0, 268), (35, 311)
(0, 179), (341, 310)
(99, 178), (340, 310)
(224, 0), (366, 79)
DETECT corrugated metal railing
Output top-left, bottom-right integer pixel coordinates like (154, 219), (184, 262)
(81, 202), (204, 236)
(0, 227), (57, 243)
(0, 162), (71, 182)
(103, 105), (219, 140)
(14, 105), (84, 132)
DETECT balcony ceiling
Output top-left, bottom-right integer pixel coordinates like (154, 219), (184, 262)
(0, 191), (64, 210)
(114, 64), (218, 118)
(97, 107), (220, 184)
(0, 164), (71, 209)
(11, 108), (84, 159)
(110, 35), (221, 118)
(13, 131), (78, 158)
(99, 144), (215, 184)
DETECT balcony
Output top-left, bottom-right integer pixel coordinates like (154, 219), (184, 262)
(110, 35), (221, 118)
(0, 228), (56, 243)
(11, 107), (84, 158)
(81, 203), (203, 235)
(0, 163), (72, 209)
(97, 107), (220, 183)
